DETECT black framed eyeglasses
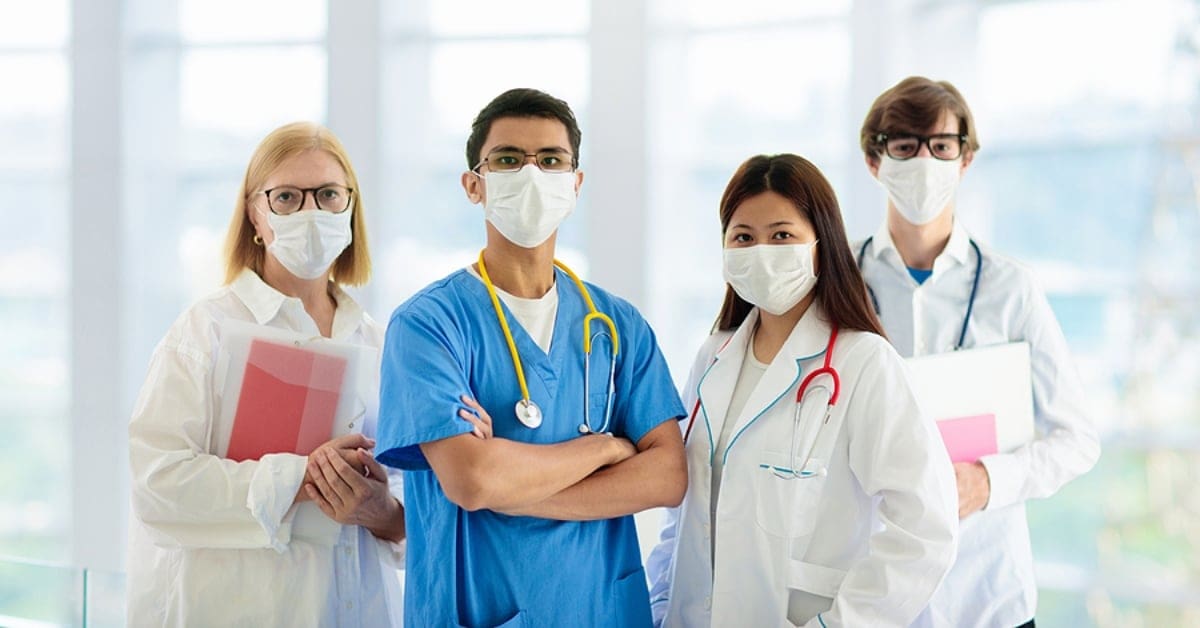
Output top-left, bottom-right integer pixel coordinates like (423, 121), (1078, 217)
(263, 185), (354, 215)
(874, 133), (968, 161)
(473, 148), (575, 174)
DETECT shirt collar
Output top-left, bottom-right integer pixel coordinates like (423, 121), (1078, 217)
(229, 268), (364, 339)
(870, 219), (972, 268)
(941, 219), (972, 265)
(869, 220), (900, 261)
(230, 268), (288, 325)
(715, 299), (831, 365)
(328, 283), (365, 340)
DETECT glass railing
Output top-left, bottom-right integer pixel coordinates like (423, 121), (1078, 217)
(0, 556), (125, 627)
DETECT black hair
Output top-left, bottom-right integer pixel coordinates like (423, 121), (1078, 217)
(465, 88), (582, 169)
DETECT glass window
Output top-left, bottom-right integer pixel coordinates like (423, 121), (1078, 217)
(378, 10), (590, 318)
(969, 1), (1200, 623)
(179, 0), (325, 43)
(426, 1), (588, 37)
(647, 18), (852, 382)
(651, 0), (849, 29)
(124, 5), (329, 374)
(0, 0), (68, 47)
(0, 4), (69, 564)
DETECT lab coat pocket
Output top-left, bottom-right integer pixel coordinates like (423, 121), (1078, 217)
(611, 567), (653, 627)
(754, 451), (825, 538)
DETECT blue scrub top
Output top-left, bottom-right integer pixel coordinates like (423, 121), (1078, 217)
(376, 267), (685, 628)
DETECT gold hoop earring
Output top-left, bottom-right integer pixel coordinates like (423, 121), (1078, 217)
(253, 234), (264, 246)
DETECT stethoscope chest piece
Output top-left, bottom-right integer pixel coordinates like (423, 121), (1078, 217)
(516, 399), (543, 429)
(478, 250), (620, 433)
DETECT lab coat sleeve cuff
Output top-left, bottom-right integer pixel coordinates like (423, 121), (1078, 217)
(650, 596), (668, 627)
(979, 452), (1023, 511)
(246, 452), (307, 551)
(382, 470), (406, 565)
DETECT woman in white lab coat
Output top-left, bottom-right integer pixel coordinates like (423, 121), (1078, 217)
(126, 122), (404, 627)
(646, 154), (958, 627)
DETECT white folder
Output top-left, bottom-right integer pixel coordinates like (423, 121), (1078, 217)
(904, 341), (1036, 455)
(212, 318), (380, 545)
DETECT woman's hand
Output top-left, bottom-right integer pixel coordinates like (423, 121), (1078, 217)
(294, 433), (375, 503)
(305, 447), (405, 542)
(459, 395), (494, 439)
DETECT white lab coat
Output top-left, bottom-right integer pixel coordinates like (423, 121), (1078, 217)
(856, 221), (1101, 627)
(647, 304), (958, 627)
(126, 269), (404, 627)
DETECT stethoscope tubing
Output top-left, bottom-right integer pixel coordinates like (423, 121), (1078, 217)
(682, 325), (841, 460)
(477, 250), (621, 432)
(857, 236), (983, 351)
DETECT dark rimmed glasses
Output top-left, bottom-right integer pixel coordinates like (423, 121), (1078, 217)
(874, 133), (968, 161)
(263, 185), (354, 215)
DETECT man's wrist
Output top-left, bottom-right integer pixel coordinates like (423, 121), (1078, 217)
(367, 497), (405, 542)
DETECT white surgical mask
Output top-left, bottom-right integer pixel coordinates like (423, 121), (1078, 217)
(482, 165), (577, 248)
(876, 155), (962, 225)
(722, 242), (818, 316)
(265, 208), (353, 280)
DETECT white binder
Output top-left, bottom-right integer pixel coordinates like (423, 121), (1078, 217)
(212, 318), (380, 545)
(904, 341), (1036, 458)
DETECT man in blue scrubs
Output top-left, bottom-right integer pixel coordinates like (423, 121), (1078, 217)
(376, 88), (688, 627)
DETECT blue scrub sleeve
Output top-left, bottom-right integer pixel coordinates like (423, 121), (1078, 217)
(611, 308), (686, 445)
(375, 305), (475, 470)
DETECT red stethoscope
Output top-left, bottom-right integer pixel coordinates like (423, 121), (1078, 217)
(683, 327), (841, 479)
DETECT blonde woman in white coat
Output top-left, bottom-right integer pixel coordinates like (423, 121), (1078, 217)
(126, 123), (405, 627)
(647, 154), (958, 627)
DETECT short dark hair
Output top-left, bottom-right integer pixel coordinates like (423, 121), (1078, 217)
(715, 154), (885, 338)
(860, 76), (981, 162)
(465, 88), (583, 170)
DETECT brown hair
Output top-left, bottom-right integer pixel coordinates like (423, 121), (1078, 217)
(860, 76), (981, 163)
(223, 121), (371, 286)
(715, 154), (885, 337)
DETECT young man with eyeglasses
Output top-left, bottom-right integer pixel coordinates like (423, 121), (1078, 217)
(854, 76), (1100, 628)
(374, 88), (687, 627)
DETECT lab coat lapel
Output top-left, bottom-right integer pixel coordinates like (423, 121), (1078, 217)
(695, 313), (755, 463)
(724, 304), (832, 456)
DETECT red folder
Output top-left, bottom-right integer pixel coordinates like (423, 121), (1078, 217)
(226, 339), (348, 462)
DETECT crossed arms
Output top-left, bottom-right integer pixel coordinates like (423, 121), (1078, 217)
(419, 398), (687, 521)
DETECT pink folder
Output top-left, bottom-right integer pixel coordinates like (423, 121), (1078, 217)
(226, 339), (348, 462)
(936, 413), (999, 463)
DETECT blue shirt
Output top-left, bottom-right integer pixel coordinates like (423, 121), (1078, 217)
(376, 268), (685, 628)
(907, 266), (933, 285)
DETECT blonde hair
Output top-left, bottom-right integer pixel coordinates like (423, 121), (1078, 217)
(223, 121), (371, 286)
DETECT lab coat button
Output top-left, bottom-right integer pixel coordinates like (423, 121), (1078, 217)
(704, 596), (711, 609)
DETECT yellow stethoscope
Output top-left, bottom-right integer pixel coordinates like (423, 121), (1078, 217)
(477, 250), (620, 433)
